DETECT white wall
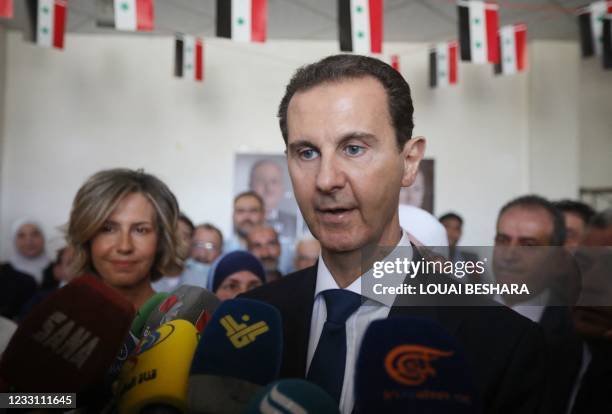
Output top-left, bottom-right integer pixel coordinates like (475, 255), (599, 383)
(578, 55), (612, 189)
(0, 32), (609, 258)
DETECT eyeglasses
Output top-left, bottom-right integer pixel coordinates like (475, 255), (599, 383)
(192, 241), (219, 251)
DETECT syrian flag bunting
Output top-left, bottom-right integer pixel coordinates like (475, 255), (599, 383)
(216, 0), (268, 42)
(578, 1), (612, 57)
(604, 15), (612, 69)
(458, 0), (499, 64)
(430, 41), (458, 88)
(175, 35), (204, 82)
(494, 24), (527, 76)
(25, 0), (67, 49)
(339, 0), (383, 54)
(0, 0), (14, 18)
(113, 0), (154, 31)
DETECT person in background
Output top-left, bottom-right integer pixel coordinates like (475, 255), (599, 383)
(177, 213), (195, 252)
(8, 220), (51, 286)
(66, 168), (184, 311)
(247, 225), (282, 282)
(439, 212), (477, 263)
(225, 191), (266, 252)
(250, 159), (297, 239)
(209, 250), (266, 301)
(18, 246), (79, 319)
(569, 209), (612, 414)
(155, 223), (224, 291)
(293, 237), (320, 271)
(554, 200), (596, 251)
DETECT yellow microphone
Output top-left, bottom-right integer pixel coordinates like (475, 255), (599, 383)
(117, 319), (198, 414)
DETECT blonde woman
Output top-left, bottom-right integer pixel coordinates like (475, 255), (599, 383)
(66, 169), (185, 311)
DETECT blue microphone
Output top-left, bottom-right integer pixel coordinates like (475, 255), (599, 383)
(245, 379), (339, 414)
(188, 298), (283, 413)
(355, 317), (480, 414)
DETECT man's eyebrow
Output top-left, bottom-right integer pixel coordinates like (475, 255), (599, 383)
(337, 132), (377, 146)
(287, 140), (317, 152)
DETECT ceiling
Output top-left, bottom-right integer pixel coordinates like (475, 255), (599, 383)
(0, 0), (587, 43)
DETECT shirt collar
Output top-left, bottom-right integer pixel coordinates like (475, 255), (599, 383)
(314, 231), (413, 306)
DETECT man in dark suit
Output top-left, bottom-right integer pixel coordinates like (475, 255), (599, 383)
(243, 54), (546, 413)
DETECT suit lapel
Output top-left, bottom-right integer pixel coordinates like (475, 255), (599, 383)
(281, 265), (316, 378)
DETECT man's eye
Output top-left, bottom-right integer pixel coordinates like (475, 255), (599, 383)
(299, 148), (319, 160)
(344, 145), (364, 156)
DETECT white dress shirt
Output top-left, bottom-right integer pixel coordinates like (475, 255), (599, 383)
(306, 231), (412, 414)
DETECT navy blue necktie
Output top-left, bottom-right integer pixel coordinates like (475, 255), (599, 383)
(307, 289), (362, 403)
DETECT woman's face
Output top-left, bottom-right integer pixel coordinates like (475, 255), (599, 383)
(15, 223), (45, 258)
(91, 192), (158, 290)
(215, 270), (263, 301)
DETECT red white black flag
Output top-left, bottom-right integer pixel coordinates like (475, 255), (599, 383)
(175, 35), (204, 82)
(494, 24), (527, 76)
(578, 1), (612, 57)
(457, 0), (499, 64)
(430, 41), (458, 88)
(25, 0), (67, 49)
(338, 0), (383, 54)
(216, 0), (267, 42)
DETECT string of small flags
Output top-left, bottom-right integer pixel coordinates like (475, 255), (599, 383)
(4, 0), (609, 87)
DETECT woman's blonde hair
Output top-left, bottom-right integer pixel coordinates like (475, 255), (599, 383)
(66, 168), (186, 281)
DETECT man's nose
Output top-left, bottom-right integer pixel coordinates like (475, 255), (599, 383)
(315, 154), (345, 193)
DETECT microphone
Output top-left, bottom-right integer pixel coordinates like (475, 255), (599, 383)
(107, 293), (171, 384)
(0, 316), (17, 354)
(355, 317), (480, 414)
(141, 285), (220, 338)
(188, 298), (283, 413)
(0, 275), (135, 392)
(245, 379), (339, 414)
(132, 292), (171, 338)
(116, 319), (199, 414)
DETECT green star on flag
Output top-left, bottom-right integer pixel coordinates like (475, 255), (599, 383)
(237, 17), (244, 25)
(474, 18), (480, 24)
(41, 6), (49, 14)
(41, 27), (49, 34)
(121, 2), (129, 11)
(356, 6), (363, 13)
(357, 31), (364, 38)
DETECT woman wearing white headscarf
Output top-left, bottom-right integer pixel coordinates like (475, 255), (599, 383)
(0, 219), (49, 319)
(8, 219), (51, 285)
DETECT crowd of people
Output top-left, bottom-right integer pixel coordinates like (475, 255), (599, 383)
(0, 53), (610, 413)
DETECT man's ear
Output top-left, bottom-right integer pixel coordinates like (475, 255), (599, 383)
(400, 136), (426, 187)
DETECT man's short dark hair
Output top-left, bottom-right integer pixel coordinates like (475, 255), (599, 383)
(277, 54), (414, 150)
(588, 209), (612, 230)
(234, 191), (265, 210)
(179, 212), (195, 234)
(194, 223), (224, 246)
(439, 212), (463, 226)
(498, 195), (566, 246)
(554, 200), (596, 225)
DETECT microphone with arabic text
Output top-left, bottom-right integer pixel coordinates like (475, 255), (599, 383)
(141, 285), (219, 338)
(116, 319), (199, 414)
(187, 298), (283, 413)
(106, 292), (171, 383)
(0, 275), (134, 392)
(245, 379), (339, 414)
(354, 317), (480, 414)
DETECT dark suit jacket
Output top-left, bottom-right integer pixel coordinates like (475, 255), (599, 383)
(242, 264), (548, 414)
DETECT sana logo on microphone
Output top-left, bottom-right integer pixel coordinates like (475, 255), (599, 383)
(385, 345), (454, 386)
(220, 314), (269, 349)
(259, 384), (306, 414)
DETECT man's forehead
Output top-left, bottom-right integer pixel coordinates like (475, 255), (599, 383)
(286, 76), (390, 143)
